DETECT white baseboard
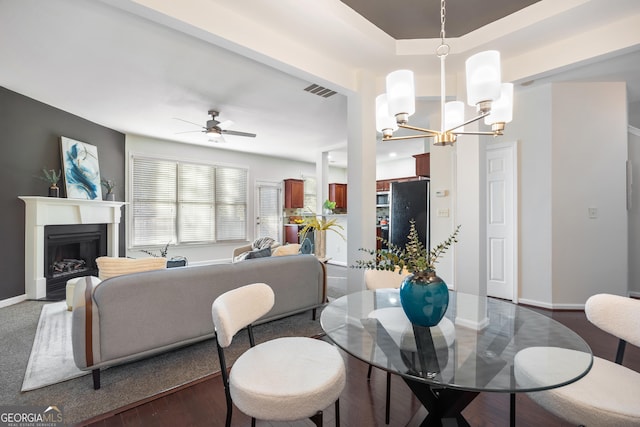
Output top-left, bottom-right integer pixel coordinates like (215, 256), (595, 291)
(517, 297), (585, 310)
(629, 290), (640, 298)
(327, 260), (347, 267)
(0, 294), (28, 308)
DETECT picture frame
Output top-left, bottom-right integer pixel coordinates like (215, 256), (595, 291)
(60, 136), (102, 200)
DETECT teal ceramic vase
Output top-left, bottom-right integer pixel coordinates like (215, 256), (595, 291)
(399, 272), (449, 327)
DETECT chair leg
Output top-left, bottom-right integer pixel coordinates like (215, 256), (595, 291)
(367, 364), (373, 380)
(224, 395), (232, 427)
(510, 393), (515, 427)
(385, 371), (391, 424)
(309, 410), (323, 427)
(251, 417), (256, 427)
(335, 399), (341, 427)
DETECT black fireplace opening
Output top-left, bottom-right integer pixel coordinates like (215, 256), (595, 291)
(44, 224), (107, 300)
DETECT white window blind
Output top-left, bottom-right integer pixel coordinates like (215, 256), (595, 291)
(131, 157), (177, 246)
(257, 184), (280, 239)
(178, 163), (215, 243)
(131, 156), (247, 246)
(215, 167), (247, 241)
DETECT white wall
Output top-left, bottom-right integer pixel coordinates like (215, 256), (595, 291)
(125, 134), (344, 264)
(503, 82), (628, 308)
(550, 83), (628, 305)
(629, 126), (640, 296)
(376, 157), (416, 180)
(503, 85), (554, 305)
(325, 214), (347, 265)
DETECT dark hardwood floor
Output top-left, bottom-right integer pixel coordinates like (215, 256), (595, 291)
(78, 308), (640, 427)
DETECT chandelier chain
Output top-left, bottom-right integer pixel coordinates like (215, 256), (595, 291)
(436, 0), (449, 57)
(440, 0), (446, 44)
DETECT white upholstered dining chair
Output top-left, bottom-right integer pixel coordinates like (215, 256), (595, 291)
(363, 268), (408, 424)
(211, 282), (346, 427)
(515, 293), (640, 427)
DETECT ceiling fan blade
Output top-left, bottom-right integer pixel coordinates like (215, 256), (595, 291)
(175, 130), (205, 135)
(217, 119), (234, 130)
(173, 117), (205, 128)
(221, 130), (257, 138)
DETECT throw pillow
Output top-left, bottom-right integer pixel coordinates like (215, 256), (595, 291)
(96, 256), (167, 280)
(245, 247), (272, 259)
(272, 244), (301, 257)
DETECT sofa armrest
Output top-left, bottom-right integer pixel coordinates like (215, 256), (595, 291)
(71, 276), (102, 370)
(232, 244), (253, 259)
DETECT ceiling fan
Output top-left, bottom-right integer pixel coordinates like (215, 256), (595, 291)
(175, 110), (257, 142)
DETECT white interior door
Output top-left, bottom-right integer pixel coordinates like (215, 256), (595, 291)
(486, 142), (518, 301)
(256, 182), (281, 242)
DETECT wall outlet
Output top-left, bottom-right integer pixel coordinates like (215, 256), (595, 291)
(588, 207), (598, 219)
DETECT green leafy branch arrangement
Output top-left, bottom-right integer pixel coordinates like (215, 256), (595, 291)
(140, 242), (171, 258)
(35, 168), (62, 186)
(353, 220), (461, 281)
(101, 178), (116, 194)
(298, 210), (346, 241)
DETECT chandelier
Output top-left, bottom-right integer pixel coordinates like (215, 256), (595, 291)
(375, 0), (514, 146)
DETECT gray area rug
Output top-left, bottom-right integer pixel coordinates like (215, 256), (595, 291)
(0, 300), (324, 425)
(22, 301), (87, 391)
(326, 263), (348, 300)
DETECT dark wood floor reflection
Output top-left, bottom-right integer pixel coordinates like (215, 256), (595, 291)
(78, 308), (640, 427)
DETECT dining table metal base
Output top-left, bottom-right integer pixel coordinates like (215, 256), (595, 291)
(404, 378), (479, 427)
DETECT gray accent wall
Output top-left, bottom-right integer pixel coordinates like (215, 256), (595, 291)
(0, 86), (125, 301)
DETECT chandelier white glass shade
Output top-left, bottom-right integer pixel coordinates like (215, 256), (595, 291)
(376, 1), (513, 147)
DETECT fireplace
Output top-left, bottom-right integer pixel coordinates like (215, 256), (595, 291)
(20, 196), (126, 300)
(44, 224), (107, 299)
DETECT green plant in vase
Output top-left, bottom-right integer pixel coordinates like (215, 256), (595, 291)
(323, 199), (336, 214)
(36, 168), (62, 197)
(299, 212), (345, 259)
(101, 178), (116, 200)
(353, 220), (461, 326)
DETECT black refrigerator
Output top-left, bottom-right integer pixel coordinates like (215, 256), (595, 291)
(389, 179), (430, 249)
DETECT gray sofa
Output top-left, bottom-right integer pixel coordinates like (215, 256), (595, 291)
(71, 254), (326, 389)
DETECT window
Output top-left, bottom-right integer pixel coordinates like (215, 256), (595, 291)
(131, 156), (247, 247)
(303, 176), (317, 212)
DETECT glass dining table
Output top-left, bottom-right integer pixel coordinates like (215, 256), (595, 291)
(320, 289), (593, 427)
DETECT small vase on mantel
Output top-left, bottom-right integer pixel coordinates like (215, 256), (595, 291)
(48, 184), (60, 198)
(104, 192), (115, 201)
(399, 271), (449, 327)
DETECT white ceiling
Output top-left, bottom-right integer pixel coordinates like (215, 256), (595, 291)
(1, 0), (639, 168)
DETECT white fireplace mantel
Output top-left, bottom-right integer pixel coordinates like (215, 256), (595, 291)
(19, 196), (126, 299)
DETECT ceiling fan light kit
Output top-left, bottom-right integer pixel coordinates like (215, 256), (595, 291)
(376, 0), (513, 147)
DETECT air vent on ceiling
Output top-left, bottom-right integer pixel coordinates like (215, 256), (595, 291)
(304, 84), (337, 98)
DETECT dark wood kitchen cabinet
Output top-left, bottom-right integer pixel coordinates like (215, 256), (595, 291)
(284, 179), (304, 208)
(329, 183), (347, 209)
(284, 225), (300, 244)
(413, 153), (430, 177)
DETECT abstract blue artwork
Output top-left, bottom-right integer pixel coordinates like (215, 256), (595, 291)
(60, 137), (102, 200)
